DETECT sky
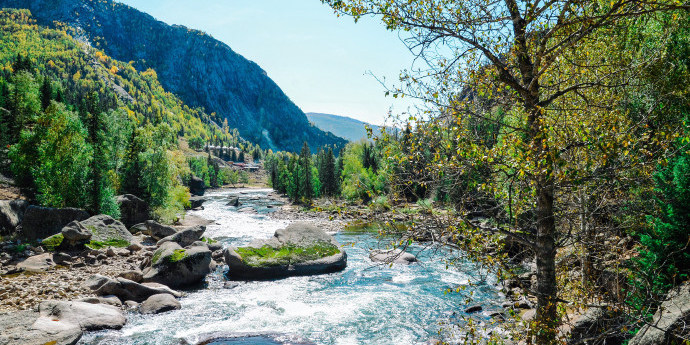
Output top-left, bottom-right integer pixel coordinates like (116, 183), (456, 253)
(116, 0), (419, 126)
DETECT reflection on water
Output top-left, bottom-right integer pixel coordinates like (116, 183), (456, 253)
(79, 189), (505, 345)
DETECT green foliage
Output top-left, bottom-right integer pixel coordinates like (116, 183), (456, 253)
(340, 141), (387, 202)
(630, 152), (690, 310)
(235, 242), (340, 268)
(239, 170), (250, 184)
(10, 102), (92, 208)
(85, 238), (130, 250)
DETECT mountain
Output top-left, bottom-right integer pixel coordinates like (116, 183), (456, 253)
(0, 0), (346, 152)
(306, 113), (381, 142)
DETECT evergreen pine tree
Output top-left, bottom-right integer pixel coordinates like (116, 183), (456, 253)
(298, 142), (313, 202)
(40, 76), (52, 110)
(323, 148), (337, 197)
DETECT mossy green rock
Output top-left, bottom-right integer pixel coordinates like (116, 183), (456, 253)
(224, 222), (347, 279)
(143, 241), (212, 287)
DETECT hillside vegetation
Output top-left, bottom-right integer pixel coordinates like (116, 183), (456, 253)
(0, 9), (254, 220)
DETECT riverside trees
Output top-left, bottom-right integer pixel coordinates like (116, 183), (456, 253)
(322, 0), (690, 343)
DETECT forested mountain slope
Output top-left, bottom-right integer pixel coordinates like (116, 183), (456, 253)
(0, 0), (346, 152)
(0, 9), (249, 219)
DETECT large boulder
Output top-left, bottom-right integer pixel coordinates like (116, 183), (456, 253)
(0, 199), (28, 236)
(139, 294), (181, 314)
(80, 215), (133, 243)
(156, 225), (206, 247)
(22, 206), (90, 240)
(142, 241), (212, 287)
(116, 194), (149, 228)
(85, 274), (182, 302)
(224, 222), (347, 279)
(16, 253), (56, 272)
(629, 281), (690, 345)
(188, 175), (205, 196)
(33, 300), (126, 332)
(144, 220), (177, 240)
(0, 310), (82, 345)
(369, 249), (417, 265)
(60, 221), (92, 247)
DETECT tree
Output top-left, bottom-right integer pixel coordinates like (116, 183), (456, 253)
(322, 0), (689, 342)
(299, 142), (315, 202)
(9, 71), (40, 141)
(10, 103), (91, 208)
(40, 76), (52, 110)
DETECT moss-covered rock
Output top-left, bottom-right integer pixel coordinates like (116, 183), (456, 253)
(81, 215), (133, 243)
(224, 222), (347, 279)
(42, 233), (64, 252)
(143, 242), (212, 287)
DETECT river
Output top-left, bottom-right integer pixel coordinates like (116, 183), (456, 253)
(79, 189), (506, 345)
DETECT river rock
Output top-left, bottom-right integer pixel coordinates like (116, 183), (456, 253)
(86, 274), (182, 302)
(142, 241), (212, 287)
(16, 253), (55, 272)
(369, 249), (417, 265)
(80, 215), (133, 243)
(116, 194), (150, 228)
(34, 300), (126, 332)
(189, 196), (207, 209)
(128, 223), (147, 235)
(143, 220), (177, 240)
(139, 294), (181, 314)
(118, 269), (144, 283)
(0, 199), (28, 236)
(189, 332), (316, 345)
(464, 305), (483, 313)
(22, 206), (90, 240)
(0, 310), (82, 345)
(53, 252), (72, 265)
(189, 175), (205, 196)
(227, 196), (240, 207)
(76, 296), (122, 307)
(61, 221), (92, 247)
(629, 281), (690, 345)
(156, 225), (206, 247)
(224, 222), (347, 279)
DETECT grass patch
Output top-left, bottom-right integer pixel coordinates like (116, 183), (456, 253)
(85, 238), (130, 250)
(169, 249), (187, 262)
(42, 234), (64, 251)
(236, 242), (340, 268)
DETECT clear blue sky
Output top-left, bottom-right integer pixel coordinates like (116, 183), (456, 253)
(116, 0), (418, 126)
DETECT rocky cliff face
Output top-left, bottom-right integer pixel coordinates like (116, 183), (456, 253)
(0, 0), (346, 152)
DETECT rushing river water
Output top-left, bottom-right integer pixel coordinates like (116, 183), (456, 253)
(80, 189), (506, 345)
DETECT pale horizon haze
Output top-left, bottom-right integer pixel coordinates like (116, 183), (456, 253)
(116, 0), (419, 127)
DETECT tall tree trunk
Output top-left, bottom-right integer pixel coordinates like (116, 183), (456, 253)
(534, 178), (558, 344)
(527, 104), (559, 344)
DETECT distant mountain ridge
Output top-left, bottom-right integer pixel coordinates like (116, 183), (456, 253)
(0, 0), (346, 152)
(306, 113), (381, 142)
